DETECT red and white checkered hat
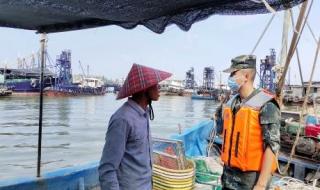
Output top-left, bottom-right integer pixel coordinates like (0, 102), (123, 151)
(117, 63), (172, 100)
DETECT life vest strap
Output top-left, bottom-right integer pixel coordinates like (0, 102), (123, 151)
(242, 90), (274, 110)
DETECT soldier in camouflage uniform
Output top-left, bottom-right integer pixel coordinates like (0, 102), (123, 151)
(216, 55), (280, 190)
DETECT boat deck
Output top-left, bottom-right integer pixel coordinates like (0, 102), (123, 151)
(213, 135), (320, 181)
(278, 152), (320, 180)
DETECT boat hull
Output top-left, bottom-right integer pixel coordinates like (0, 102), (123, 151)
(1, 120), (319, 189)
(191, 94), (215, 100)
(6, 80), (52, 93)
(0, 162), (100, 190)
(0, 121), (213, 190)
(44, 86), (106, 97)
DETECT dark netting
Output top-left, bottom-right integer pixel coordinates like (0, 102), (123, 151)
(0, 0), (305, 33)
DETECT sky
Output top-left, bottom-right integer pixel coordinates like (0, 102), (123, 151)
(0, 2), (319, 86)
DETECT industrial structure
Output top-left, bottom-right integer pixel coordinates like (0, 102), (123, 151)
(260, 49), (277, 92)
(55, 50), (73, 85)
(185, 67), (195, 89)
(202, 67), (215, 90)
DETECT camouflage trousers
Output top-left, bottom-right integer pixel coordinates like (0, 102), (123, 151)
(221, 166), (270, 190)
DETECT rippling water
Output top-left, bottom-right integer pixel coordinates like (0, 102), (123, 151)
(0, 94), (218, 179)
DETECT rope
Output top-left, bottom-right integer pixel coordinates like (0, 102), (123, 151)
(306, 20), (318, 44)
(248, 12), (276, 85)
(271, 176), (320, 190)
(277, 34), (320, 176)
(249, 0), (276, 13)
(289, 9), (305, 89)
(261, 0), (276, 13)
(207, 126), (216, 157)
(250, 13), (276, 55)
(208, 93), (230, 157)
(247, 0), (277, 57)
(299, 2), (318, 45)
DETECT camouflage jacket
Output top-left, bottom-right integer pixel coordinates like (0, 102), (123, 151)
(219, 89), (281, 190)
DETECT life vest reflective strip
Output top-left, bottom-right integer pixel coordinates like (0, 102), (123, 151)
(221, 89), (277, 172)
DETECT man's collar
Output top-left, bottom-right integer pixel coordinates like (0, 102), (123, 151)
(127, 98), (147, 117)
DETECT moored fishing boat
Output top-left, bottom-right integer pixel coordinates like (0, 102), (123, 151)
(0, 68), (56, 94)
(191, 93), (216, 100)
(43, 51), (106, 97)
(0, 0), (311, 189)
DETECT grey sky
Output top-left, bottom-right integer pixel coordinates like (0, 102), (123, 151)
(0, 2), (319, 85)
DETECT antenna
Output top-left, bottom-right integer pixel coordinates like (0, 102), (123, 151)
(78, 61), (87, 80)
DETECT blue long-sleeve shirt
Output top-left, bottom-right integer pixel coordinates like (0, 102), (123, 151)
(98, 99), (152, 190)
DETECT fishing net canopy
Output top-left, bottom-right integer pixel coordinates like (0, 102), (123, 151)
(0, 0), (305, 33)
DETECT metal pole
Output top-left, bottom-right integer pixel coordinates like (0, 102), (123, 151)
(37, 33), (46, 177)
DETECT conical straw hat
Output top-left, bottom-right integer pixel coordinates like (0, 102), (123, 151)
(117, 63), (172, 99)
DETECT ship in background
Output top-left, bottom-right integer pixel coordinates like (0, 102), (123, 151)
(159, 67), (228, 99)
(0, 52), (56, 94)
(190, 66), (228, 100)
(159, 79), (185, 96)
(0, 50), (105, 96)
(43, 50), (106, 96)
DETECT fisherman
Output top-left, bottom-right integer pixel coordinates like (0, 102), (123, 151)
(218, 55), (280, 190)
(98, 63), (172, 190)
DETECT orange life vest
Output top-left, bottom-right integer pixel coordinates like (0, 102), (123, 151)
(221, 89), (277, 172)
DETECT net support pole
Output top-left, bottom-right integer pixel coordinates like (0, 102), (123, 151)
(37, 33), (47, 177)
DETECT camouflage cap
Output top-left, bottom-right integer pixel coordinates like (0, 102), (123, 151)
(223, 55), (256, 73)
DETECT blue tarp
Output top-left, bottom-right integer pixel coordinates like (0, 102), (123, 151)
(305, 115), (319, 125)
(171, 120), (214, 157)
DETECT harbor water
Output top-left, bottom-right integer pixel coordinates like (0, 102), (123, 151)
(0, 94), (219, 180)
